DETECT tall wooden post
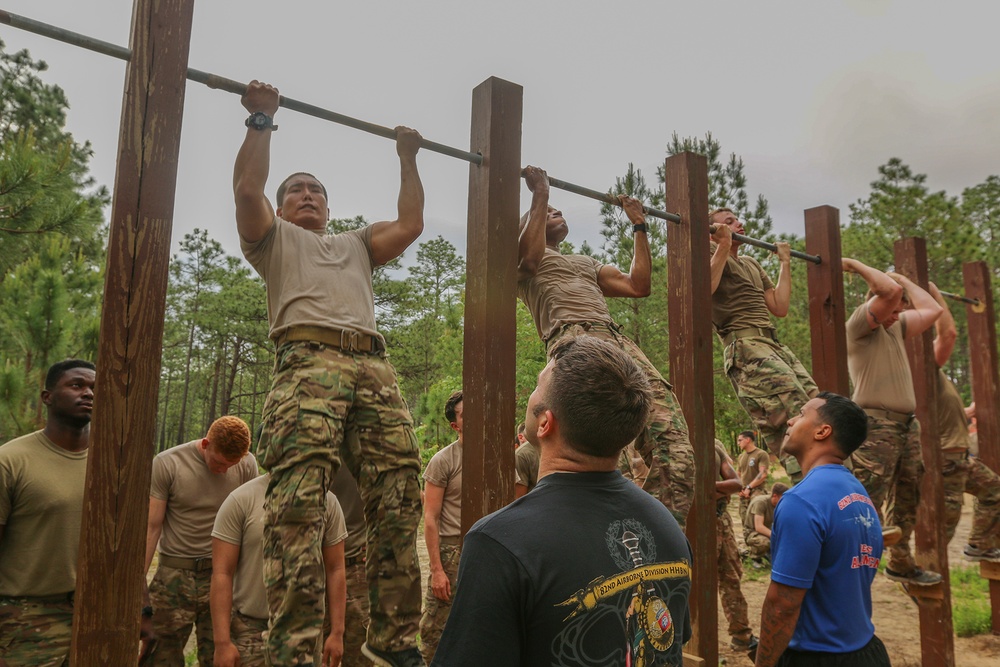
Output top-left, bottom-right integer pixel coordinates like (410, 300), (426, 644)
(804, 206), (849, 396)
(461, 77), (522, 534)
(962, 260), (1000, 632)
(894, 238), (955, 667)
(70, 0), (194, 663)
(664, 152), (715, 666)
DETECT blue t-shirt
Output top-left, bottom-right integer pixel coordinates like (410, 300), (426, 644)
(770, 464), (883, 652)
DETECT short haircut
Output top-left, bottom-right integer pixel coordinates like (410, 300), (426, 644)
(276, 172), (328, 206)
(45, 359), (96, 390)
(537, 336), (651, 458)
(445, 390), (463, 423)
(771, 482), (789, 497)
(815, 391), (868, 458)
(708, 207), (735, 224)
(207, 416), (251, 461)
(516, 422), (526, 435)
(739, 430), (755, 441)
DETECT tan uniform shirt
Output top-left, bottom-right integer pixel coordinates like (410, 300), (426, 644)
(517, 247), (609, 341)
(150, 440), (258, 558)
(515, 442), (541, 492)
(212, 475), (346, 620)
(938, 370), (970, 451)
(423, 440), (462, 538)
(737, 448), (766, 488)
(241, 216), (382, 344)
(846, 304), (915, 414)
(710, 245), (775, 337)
(0, 431), (88, 596)
(743, 494), (774, 538)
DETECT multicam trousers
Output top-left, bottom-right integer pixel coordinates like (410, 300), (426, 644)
(419, 538), (462, 663)
(548, 323), (695, 526)
(850, 414), (922, 573)
(0, 594), (73, 667)
(724, 336), (817, 484)
(231, 612), (268, 667)
(343, 557), (370, 666)
(716, 511), (752, 643)
(259, 341), (422, 664)
(942, 452), (1000, 549)
(745, 533), (772, 558)
(148, 564), (213, 667)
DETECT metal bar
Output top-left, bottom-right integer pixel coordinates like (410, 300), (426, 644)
(545, 176), (682, 223)
(939, 290), (982, 307)
(0, 9), (483, 165)
(708, 224), (822, 264)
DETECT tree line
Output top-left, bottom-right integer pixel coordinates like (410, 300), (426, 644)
(2, 41), (995, 461)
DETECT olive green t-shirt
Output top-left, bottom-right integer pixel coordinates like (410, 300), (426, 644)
(736, 447), (767, 488)
(150, 440), (258, 558)
(710, 245), (775, 337)
(937, 370), (970, 451)
(743, 493), (773, 538)
(212, 475), (346, 620)
(0, 431), (88, 596)
(423, 440), (462, 539)
(846, 303), (915, 414)
(518, 247), (610, 341)
(241, 216), (383, 344)
(515, 441), (541, 492)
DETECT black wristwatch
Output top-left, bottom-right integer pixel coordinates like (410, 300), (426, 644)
(245, 111), (277, 132)
(632, 223), (648, 234)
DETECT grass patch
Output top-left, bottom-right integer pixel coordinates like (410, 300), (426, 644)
(951, 565), (991, 637)
(741, 557), (772, 583)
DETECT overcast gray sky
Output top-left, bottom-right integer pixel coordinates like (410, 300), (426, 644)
(3, 0), (998, 262)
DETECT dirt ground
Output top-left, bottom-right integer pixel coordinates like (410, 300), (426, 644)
(417, 493), (1000, 667)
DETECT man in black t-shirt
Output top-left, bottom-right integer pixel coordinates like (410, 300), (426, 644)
(433, 336), (692, 666)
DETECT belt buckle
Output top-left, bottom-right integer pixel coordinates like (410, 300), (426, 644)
(339, 329), (360, 353)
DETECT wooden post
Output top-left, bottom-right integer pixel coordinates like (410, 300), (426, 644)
(69, 0), (194, 663)
(804, 206), (849, 396)
(664, 152), (716, 665)
(461, 77), (522, 534)
(962, 260), (1000, 633)
(894, 237), (955, 667)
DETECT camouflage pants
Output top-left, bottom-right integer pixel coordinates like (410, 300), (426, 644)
(148, 564), (213, 667)
(716, 512), (751, 642)
(725, 336), (817, 482)
(231, 612), (267, 667)
(419, 539), (462, 663)
(260, 342), (422, 662)
(548, 324), (695, 526)
(850, 415), (922, 573)
(0, 595), (73, 667)
(943, 454), (1000, 549)
(343, 557), (370, 666)
(745, 533), (771, 558)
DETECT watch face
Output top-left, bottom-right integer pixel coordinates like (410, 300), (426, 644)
(252, 113), (268, 128)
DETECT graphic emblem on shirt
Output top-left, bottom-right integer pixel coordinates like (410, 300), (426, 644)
(555, 519), (690, 667)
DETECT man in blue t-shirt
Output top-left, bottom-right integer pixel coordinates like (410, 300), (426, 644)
(755, 392), (891, 667)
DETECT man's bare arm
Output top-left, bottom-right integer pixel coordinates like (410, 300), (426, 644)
(754, 513), (772, 539)
(717, 455), (742, 499)
(517, 166), (550, 280)
(423, 482), (450, 602)
(370, 127), (424, 267)
(755, 581), (807, 667)
(709, 225), (733, 294)
(322, 541), (347, 667)
(210, 539), (242, 667)
(598, 197), (652, 298)
(763, 243), (792, 317)
(233, 80), (278, 243)
(515, 483), (528, 499)
(891, 273), (943, 339)
(928, 283), (957, 367)
(842, 258), (903, 329)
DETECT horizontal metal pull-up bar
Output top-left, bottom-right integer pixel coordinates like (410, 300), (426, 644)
(2, 9), (684, 225)
(708, 224), (822, 264)
(940, 290), (986, 313)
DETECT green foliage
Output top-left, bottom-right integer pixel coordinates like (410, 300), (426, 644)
(950, 565), (991, 637)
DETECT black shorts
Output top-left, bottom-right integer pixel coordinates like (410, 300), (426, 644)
(777, 635), (891, 667)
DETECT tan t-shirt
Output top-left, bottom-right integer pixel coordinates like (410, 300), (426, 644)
(423, 440), (462, 538)
(846, 303), (915, 414)
(710, 245), (775, 337)
(736, 448), (766, 488)
(212, 475), (345, 620)
(743, 493), (774, 538)
(0, 431), (88, 596)
(241, 216), (382, 344)
(150, 440), (258, 558)
(331, 465), (366, 560)
(938, 371), (970, 451)
(518, 247), (610, 341)
(515, 441), (540, 492)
